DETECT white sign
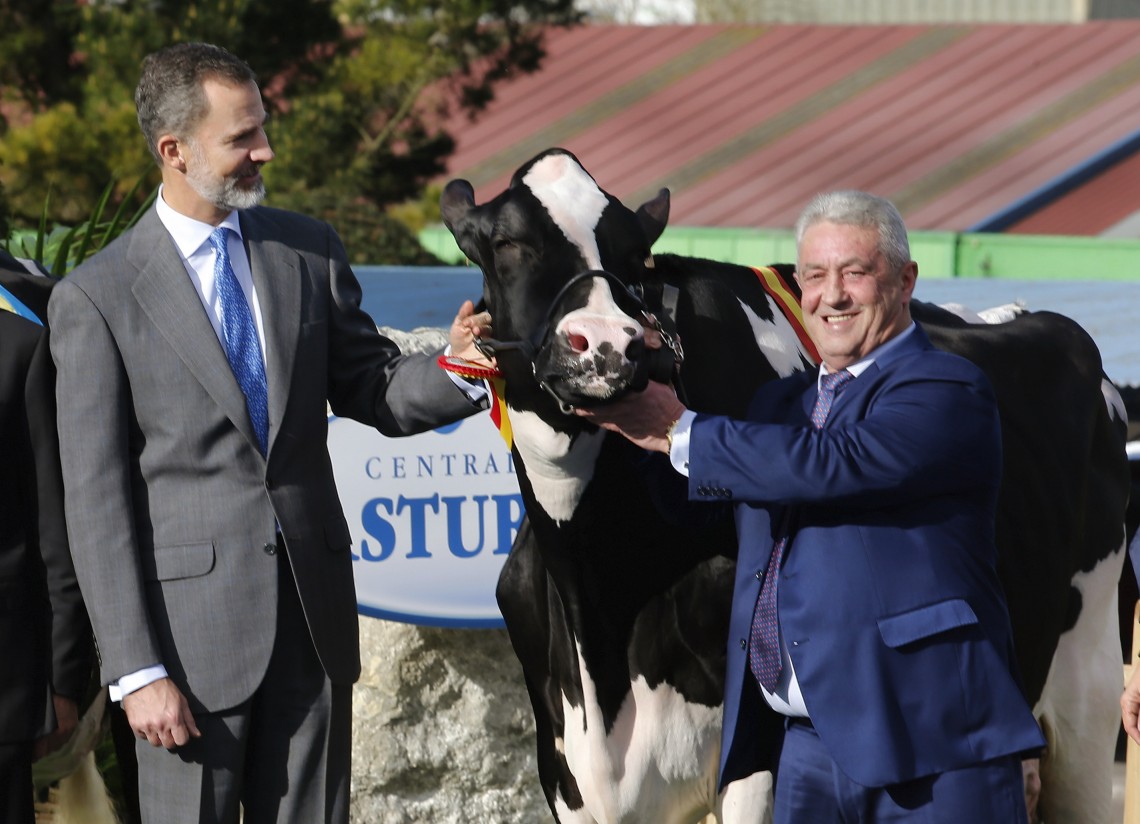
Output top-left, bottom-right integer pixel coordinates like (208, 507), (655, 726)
(328, 412), (523, 627)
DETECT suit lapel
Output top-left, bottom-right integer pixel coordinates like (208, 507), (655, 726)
(805, 325), (934, 423)
(797, 370), (820, 422)
(129, 208), (263, 452)
(241, 210), (300, 455)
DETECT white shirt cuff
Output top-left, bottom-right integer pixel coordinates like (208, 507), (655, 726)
(109, 665), (169, 702)
(442, 345), (490, 406)
(668, 409), (697, 476)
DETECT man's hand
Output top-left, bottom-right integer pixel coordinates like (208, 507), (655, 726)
(1123, 667), (1140, 744)
(574, 380), (687, 454)
(123, 677), (201, 749)
(449, 300), (495, 365)
(32, 694), (79, 760)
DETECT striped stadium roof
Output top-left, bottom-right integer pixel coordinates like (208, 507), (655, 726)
(436, 22), (1140, 235)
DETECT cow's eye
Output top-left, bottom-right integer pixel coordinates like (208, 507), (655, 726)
(493, 238), (515, 251)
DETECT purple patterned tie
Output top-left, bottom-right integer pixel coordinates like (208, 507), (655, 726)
(749, 369), (854, 691)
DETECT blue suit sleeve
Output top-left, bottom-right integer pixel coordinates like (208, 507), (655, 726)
(688, 356), (1002, 510)
(631, 448), (731, 528)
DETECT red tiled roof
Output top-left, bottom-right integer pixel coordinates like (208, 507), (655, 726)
(438, 22), (1140, 234)
(1005, 146), (1140, 234)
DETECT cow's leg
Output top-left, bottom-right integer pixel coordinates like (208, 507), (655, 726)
(1033, 544), (1125, 824)
(557, 657), (727, 824)
(718, 770), (774, 824)
(496, 521), (590, 821)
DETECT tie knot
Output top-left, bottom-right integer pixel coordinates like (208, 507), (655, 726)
(209, 226), (231, 254)
(821, 368), (854, 394)
(811, 369), (854, 430)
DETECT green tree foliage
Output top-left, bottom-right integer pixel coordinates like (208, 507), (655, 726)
(0, 0), (580, 263)
(0, 0), (84, 111)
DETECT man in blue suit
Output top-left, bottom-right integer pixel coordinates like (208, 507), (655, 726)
(580, 191), (1045, 822)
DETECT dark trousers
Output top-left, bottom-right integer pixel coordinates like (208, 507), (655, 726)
(134, 559), (350, 824)
(110, 698), (143, 824)
(774, 720), (1028, 823)
(0, 740), (34, 824)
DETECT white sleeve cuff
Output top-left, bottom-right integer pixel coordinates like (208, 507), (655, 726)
(442, 345), (490, 406)
(109, 665), (169, 702)
(668, 409), (697, 477)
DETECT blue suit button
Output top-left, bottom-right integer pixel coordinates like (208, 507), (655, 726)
(755, 571), (762, 580)
(739, 639), (747, 650)
(263, 542), (277, 556)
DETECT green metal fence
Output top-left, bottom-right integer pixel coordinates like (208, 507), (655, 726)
(419, 225), (1140, 281)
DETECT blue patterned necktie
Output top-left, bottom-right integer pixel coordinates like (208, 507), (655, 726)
(209, 227), (269, 455)
(749, 368), (855, 691)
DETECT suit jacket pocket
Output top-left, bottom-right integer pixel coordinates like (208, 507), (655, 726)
(877, 598), (978, 649)
(141, 542), (216, 581)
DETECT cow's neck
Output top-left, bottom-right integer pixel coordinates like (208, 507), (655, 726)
(509, 405), (606, 525)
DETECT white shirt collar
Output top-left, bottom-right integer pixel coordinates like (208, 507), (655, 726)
(155, 186), (243, 258)
(818, 321), (916, 384)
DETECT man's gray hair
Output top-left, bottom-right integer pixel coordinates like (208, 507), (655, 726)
(794, 191), (911, 273)
(135, 42), (258, 165)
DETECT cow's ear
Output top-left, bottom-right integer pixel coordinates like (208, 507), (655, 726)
(440, 179), (476, 231)
(635, 188), (670, 246)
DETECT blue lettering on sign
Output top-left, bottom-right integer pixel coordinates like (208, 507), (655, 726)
(359, 498), (397, 561)
(359, 451), (515, 479)
(493, 494), (525, 554)
(442, 495), (487, 557)
(353, 492), (525, 562)
(399, 495), (439, 557)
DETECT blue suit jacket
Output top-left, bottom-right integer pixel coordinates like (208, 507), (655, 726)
(688, 325), (1045, 789)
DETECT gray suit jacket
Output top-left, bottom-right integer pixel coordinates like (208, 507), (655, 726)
(49, 204), (477, 712)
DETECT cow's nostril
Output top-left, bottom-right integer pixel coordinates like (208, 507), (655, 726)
(568, 333), (589, 353)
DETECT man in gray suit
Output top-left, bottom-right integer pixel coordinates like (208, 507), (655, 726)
(49, 42), (490, 823)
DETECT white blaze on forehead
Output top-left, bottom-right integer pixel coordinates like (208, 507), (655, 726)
(558, 277), (640, 330)
(523, 154), (608, 271)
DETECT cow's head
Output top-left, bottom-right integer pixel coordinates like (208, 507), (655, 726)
(441, 149), (671, 414)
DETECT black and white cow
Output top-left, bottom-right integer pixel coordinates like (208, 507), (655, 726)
(441, 148), (1131, 824)
(1120, 385), (1140, 641)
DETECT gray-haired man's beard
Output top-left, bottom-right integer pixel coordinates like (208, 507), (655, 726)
(187, 165), (267, 211)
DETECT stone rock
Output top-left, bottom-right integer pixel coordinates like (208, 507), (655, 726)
(350, 327), (546, 823)
(351, 619), (546, 823)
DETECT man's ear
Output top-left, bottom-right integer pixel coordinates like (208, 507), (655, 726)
(157, 134), (187, 172)
(901, 260), (918, 299)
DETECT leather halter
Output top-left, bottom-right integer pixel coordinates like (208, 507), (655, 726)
(474, 269), (684, 413)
